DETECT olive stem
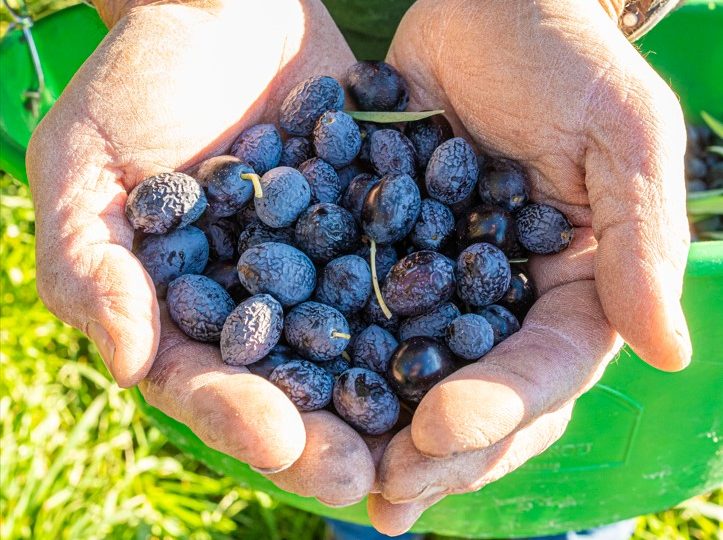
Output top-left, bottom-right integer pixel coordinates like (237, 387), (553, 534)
(369, 239), (393, 319)
(240, 173), (263, 198)
(341, 351), (352, 362)
(332, 332), (351, 340)
(508, 258), (529, 264)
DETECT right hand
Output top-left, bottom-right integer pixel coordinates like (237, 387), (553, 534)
(27, 0), (373, 506)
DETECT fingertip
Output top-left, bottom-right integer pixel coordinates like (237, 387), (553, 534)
(266, 411), (374, 506)
(367, 493), (442, 537)
(628, 300), (692, 372)
(411, 376), (524, 457)
(95, 298), (160, 388)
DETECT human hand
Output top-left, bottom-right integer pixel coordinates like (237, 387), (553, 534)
(27, 0), (374, 506)
(369, 0), (691, 532)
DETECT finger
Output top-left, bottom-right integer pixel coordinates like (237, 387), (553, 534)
(381, 404), (573, 505)
(267, 411), (375, 507)
(584, 64), (691, 371)
(411, 280), (619, 457)
(367, 492), (444, 537)
(528, 227), (597, 295)
(27, 136), (160, 388)
(139, 306), (306, 471)
(362, 431), (396, 493)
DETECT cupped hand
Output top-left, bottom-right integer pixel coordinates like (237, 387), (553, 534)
(369, 0), (691, 533)
(27, 0), (373, 506)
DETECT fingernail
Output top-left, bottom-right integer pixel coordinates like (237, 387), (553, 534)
(317, 497), (363, 508)
(671, 303), (692, 370)
(87, 321), (116, 375)
(250, 463), (293, 475)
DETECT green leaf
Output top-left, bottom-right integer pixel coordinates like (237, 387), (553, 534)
(345, 110), (445, 123)
(701, 111), (723, 139)
(707, 145), (723, 157)
(687, 189), (723, 215)
(699, 231), (723, 241)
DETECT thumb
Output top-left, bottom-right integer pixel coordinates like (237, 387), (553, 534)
(28, 126), (160, 388)
(584, 46), (691, 371)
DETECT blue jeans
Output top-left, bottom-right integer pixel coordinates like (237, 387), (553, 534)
(325, 518), (637, 540)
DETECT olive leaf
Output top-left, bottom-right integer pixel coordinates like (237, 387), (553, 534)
(701, 111), (723, 139)
(687, 188), (723, 216)
(345, 110), (445, 123)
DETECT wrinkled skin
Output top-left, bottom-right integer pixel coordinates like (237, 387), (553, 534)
(369, 0), (691, 534)
(27, 0), (374, 509)
(28, 0), (690, 533)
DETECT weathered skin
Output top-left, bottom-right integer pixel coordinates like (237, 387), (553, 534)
(279, 75), (345, 136)
(167, 274), (235, 342)
(333, 368), (400, 435)
(237, 242), (316, 307)
(312, 110), (362, 168)
(370, 129), (417, 178)
(410, 199), (455, 251)
(135, 226), (209, 296)
(445, 313), (494, 360)
(455, 242), (511, 307)
(352, 324), (398, 374)
(284, 301), (350, 362)
(194, 155), (255, 217)
(125, 172), (207, 234)
(221, 294), (283, 366)
(298, 157), (343, 204)
(25, 0), (692, 530)
(294, 203), (359, 263)
(398, 302), (460, 342)
(315, 254), (372, 315)
(270, 360), (335, 411)
(230, 124), (283, 175)
(382, 251), (456, 317)
(362, 173), (421, 245)
(425, 137), (479, 205)
(516, 203), (575, 254)
(255, 167), (311, 228)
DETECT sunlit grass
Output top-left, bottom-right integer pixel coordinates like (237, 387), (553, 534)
(0, 174), (326, 540)
(1, 1), (721, 537)
(1, 173), (720, 539)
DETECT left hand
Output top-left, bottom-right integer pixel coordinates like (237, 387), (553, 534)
(367, 0), (691, 533)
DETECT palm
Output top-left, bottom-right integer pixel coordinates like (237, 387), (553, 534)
(369, 0), (691, 533)
(28, 0), (376, 508)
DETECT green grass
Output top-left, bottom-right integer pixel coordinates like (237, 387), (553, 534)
(1, 176), (721, 540)
(0, 174), (326, 540)
(0, 1), (721, 537)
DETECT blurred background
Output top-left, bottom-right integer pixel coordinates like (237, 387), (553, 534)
(0, 1), (721, 539)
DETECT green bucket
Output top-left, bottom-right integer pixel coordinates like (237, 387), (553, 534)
(1, 3), (721, 537)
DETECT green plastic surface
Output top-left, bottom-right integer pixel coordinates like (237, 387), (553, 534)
(1, 2), (721, 537)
